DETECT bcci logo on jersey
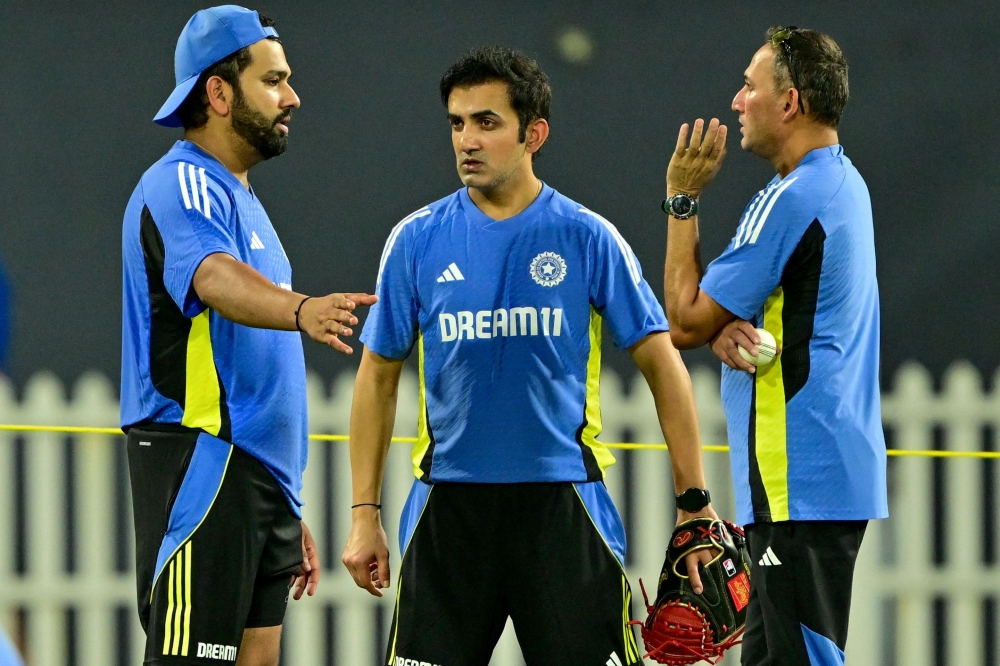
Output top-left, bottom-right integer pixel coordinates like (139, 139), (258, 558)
(530, 251), (567, 287)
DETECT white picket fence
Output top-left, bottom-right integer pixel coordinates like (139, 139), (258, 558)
(0, 362), (997, 666)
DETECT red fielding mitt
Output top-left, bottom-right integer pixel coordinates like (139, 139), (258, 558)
(630, 518), (752, 665)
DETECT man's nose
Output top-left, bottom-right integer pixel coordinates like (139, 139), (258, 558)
(459, 130), (479, 154)
(284, 83), (301, 109)
(731, 88), (745, 112)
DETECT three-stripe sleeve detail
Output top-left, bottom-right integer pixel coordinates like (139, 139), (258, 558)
(162, 541), (194, 657)
(176, 162), (213, 220)
(733, 189), (769, 247)
(735, 177), (798, 248)
(578, 208), (641, 284)
(376, 208), (432, 287)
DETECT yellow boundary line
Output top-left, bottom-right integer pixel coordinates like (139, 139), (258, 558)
(1, 424), (998, 459)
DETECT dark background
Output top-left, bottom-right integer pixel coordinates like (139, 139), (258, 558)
(4, 0), (999, 392)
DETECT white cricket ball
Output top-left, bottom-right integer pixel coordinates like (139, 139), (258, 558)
(738, 328), (778, 366)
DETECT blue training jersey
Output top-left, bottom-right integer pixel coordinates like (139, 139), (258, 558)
(121, 140), (308, 513)
(361, 184), (669, 483)
(701, 145), (888, 525)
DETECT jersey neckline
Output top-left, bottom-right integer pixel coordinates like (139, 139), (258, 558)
(458, 182), (554, 227)
(171, 140), (257, 198)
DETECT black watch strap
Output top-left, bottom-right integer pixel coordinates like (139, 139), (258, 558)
(675, 487), (712, 512)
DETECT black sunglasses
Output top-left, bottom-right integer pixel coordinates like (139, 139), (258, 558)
(771, 26), (806, 113)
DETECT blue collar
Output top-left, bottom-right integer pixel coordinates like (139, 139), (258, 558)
(459, 182), (553, 226)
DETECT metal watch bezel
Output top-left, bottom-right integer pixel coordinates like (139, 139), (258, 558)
(662, 193), (699, 219)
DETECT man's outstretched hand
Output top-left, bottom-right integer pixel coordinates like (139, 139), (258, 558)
(299, 292), (378, 354)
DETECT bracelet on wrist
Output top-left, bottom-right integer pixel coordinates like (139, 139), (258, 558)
(294, 296), (314, 332)
(351, 503), (382, 510)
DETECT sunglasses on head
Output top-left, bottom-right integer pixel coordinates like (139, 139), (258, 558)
(771, 26), (806, 113)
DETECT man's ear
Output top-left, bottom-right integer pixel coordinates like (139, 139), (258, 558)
(525, 118), (550, 156)
(205, 75), (233, 118)
(780, 87), (803, 123)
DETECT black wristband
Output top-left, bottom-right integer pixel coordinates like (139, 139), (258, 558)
(351, 503), (382, 510)
(294, 296), (313, 332)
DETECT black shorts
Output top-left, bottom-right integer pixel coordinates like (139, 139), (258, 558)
(387, 481), (642, 666)
(127, 426), (302, 665)
(741, 520), (867, 666)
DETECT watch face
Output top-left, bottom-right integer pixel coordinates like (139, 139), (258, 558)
(678, 488), (710, 511)
(671, 196), (693, 216)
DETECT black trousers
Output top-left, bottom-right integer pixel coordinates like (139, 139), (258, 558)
(741, 520), (867, 666)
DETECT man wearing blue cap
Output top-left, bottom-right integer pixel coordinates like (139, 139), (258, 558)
(121, 6), (376, 665)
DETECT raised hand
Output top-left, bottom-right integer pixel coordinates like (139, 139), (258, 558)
(667, 118), (728, 198)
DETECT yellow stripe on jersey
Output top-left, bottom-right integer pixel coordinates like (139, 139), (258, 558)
(181, 310), (222, 435)
(580, 308), (616, 475)
(622, 574), (639, 663)
(412, 333), (432, 478)
(182, 541), (192, 656)
(172, 547), (183, 655)
(161, 542), (194, 656)
(163, 559), (176, 655)
(755, 287), (790, 521)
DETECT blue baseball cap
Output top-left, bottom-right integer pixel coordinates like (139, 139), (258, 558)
(154, 5), (278, 127)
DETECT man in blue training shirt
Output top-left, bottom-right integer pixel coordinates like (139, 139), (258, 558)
(121, 7), (375, 665)
(342, 47), (718, 665)
(661, 27), (888, 666)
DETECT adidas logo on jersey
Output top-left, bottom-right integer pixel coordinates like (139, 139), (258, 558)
(436, 263), (465, 282)
(439, 307), (563, 342)
(250, 231), (265, 250)
(606, 651), (624, 666)
(758, 546), (782, 566)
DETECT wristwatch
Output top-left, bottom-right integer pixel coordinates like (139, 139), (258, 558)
(675, 487), (712, 512)
(662, 193), (699, 219)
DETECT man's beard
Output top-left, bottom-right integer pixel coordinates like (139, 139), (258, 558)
(230, 88), (289, 161)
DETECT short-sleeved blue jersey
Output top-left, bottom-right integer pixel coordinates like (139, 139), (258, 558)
(361, 185), (668, 482)
(121, 140), (308, 513)
(701, 145), (888, 525)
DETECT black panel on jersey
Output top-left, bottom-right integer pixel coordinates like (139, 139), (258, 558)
(215, 375), (233, 442)
(418, 407), (437, 482)
(747, 383), (772, 521)
(778, 219), (826, 402)
(575, 415), (604, 482)
(141, 207), (191, 409)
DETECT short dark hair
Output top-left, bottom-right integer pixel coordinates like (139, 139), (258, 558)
(439, 46), (551, 147)
(765, 26), (849, 128)
(177, 12), (280, 130)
